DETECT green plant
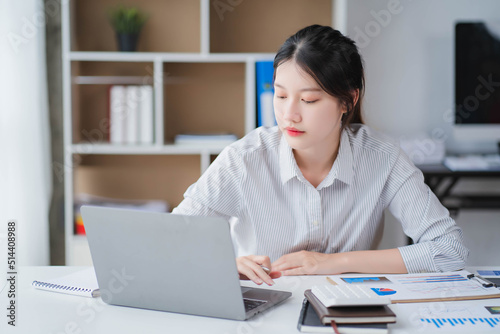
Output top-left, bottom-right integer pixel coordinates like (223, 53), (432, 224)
(109, 5), (148, 34)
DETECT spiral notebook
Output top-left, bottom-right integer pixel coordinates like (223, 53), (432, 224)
(32, 267), (100, 298)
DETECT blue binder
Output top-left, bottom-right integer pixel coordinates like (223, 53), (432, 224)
(256, 61), (276, 127)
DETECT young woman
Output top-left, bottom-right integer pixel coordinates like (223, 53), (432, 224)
(172, 25), (468, 286)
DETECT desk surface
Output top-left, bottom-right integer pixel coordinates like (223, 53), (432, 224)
(2, 266), (500, 334)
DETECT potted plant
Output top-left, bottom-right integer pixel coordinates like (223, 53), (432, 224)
(109, 5), (148, 52)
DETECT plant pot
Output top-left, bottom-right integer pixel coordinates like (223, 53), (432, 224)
(116, 33), (140, 52)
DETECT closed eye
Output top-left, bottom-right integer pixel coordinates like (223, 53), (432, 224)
(302, 99), (318, 104)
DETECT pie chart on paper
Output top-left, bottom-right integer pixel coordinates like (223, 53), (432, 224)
(371, 288), (397, 296)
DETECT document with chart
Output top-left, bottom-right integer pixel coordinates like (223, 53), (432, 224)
(390, 302), (500, 332)
(326, 270), (500, 303)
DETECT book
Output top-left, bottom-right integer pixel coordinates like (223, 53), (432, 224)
(139, 85), (154, 144)
(109, 85), (127, 144)
(305, 290), (396, 325)
(297, 299), (388, 333)
(32, 267), (100, 298)
(109, 85), (154, 145)
(125, 85), (139, 144)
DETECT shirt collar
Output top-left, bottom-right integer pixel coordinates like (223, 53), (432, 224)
(319, 129), (354, 188)
(279, 129), (354, 187)
(279, 134), (298, 184)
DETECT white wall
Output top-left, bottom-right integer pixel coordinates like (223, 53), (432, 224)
(456, 210), (500, 266)
(345, 0), (500, 261)
(345, 0), (500, 154)
(0, 0), (51, 266)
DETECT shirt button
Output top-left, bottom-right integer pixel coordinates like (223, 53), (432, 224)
(313, 221), (319, 226)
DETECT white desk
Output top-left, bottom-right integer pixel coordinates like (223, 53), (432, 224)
(1, 266), (499, 333)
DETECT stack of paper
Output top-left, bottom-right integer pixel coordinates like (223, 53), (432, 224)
(444, 155), (500, 171)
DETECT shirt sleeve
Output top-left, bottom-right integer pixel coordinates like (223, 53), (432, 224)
(384, 150), (469, 273)
(171, 146), (244, 218)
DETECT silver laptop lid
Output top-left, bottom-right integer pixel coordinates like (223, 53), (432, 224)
(81, 205), (247, 320)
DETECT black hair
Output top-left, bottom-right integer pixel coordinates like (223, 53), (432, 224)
(273, 24), (364, 131)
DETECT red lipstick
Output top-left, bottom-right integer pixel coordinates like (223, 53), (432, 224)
(285, 127), (305, 137)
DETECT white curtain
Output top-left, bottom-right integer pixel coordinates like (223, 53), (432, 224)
(0, 0), (51, 266)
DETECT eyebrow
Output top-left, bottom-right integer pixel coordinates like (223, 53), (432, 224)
(274, 83), (322, 92)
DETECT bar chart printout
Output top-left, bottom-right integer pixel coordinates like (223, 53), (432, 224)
(390, 302), (500, 332)
(421, 317), (500, 329)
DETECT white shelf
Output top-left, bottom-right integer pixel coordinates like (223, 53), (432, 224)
(68, 51), (276, 63)
(63, 0), (339, 265)
(73, 75), (194, 85)
(71, 143), (228, 155)
(73, 76), (154, 85)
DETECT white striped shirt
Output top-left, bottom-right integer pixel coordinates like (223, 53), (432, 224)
(173, 125), (468, 273)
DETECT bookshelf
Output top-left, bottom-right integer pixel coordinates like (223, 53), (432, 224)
(62, 0), (344, 265)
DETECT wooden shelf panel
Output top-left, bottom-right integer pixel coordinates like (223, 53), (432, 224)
(74, 154), (201, 209)
(75, 61), (154, 76)
(210, 0), (333, 53)
(163, 62), (246, 143)
(72, 0), (200, 52)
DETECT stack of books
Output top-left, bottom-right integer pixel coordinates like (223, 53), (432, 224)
(298, 289), (396, 334)
(109, 85), (154, 145)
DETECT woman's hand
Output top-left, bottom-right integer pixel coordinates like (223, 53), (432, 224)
(272, 250), (341, 275)
(236, 255), (282, 285)
(272, 249), (407, 275)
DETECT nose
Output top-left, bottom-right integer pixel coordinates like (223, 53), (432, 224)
(283, 100), (301, 123)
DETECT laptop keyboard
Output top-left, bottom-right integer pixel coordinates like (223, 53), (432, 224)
(244, 298), (266, 312)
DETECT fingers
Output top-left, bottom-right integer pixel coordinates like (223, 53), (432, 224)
(269, 271), (282, 279)
(272, 251), (327, 275)
(237, 256), (275, 286)
(250, 255), (272, 269)
(272, 253), (300, 272)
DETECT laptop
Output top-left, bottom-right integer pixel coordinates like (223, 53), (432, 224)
(81, 205), (291, 320)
